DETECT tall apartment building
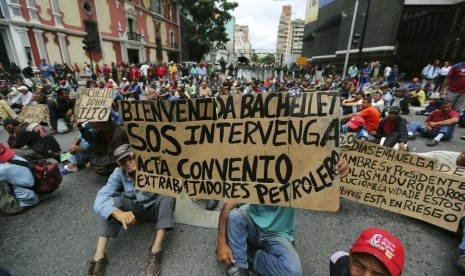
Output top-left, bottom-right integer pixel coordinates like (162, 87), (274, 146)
(276, 5), (292, 64)
(289, 19), (304, 56)
(235, 24), (252, 61)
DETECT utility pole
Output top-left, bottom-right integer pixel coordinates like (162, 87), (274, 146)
(357, 0), (371, 70)
(342, 0), (359, 79)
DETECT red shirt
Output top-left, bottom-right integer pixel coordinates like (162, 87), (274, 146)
(359, 106), (380, 132)
(447, 62), (465, 93)
(157, 66), (167, 77)
(425, 109), (460, 129)
(130, 68), (140, 81)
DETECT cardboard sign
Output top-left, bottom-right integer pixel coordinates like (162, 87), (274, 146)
(18, 104), (49, 124)
(74, 89), (114, 123)
(339, 133), (356, 148)
(341, 141), (465, 232)
(120, 92), (341, 211)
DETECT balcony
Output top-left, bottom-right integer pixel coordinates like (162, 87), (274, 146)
(170, 42), (178, 49)
(127, 31), (141, 41)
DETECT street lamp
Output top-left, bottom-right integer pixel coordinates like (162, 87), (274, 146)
(342, 0), (359, 79)
(357, 0), (372, 70)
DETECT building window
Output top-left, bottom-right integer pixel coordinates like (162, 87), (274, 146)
(25, 47), (32, 63)
(167, 2), (172, 20)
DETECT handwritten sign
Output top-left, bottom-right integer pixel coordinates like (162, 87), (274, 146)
(341, 140), (465, 231)
(75, 89), (114, 123)
(120, 92), (342, 211)
(18, 104), (49, 124)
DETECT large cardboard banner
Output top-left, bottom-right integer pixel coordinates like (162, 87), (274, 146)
(18, 104), (49, 124)
(341, 140), (465, 231)
(74, 88), (114, 123)
(120, 92), (342, 211)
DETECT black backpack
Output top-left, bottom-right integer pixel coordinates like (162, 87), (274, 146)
(9, 159), (62, 194)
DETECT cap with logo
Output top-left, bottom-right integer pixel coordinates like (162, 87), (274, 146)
(351, 227), (405, 276)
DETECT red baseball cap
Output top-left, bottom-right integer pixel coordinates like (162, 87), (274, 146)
(0, 143), (15, 163)
(351, 228), (405, 276)
(347, 116), (365, 130)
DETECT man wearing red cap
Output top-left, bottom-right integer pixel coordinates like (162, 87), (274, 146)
(340, 116), (369, 141)
(330, 227), (405, 276)
(0, 144), (38, 214)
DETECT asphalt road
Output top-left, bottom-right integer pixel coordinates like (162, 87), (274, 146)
(1, 107), (465, 276)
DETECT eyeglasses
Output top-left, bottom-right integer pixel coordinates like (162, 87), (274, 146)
(118, 155), (135, 166)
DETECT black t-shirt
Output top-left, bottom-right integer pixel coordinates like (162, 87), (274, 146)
(9, 122), (61, 154)
(330, 253), (350, 276)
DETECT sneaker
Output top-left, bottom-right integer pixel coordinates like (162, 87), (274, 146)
(427, 140), (439, 147)
(206, 199), (219, 210)
(60, 165), (78, 175)
(226, 265), (250, 276)
(88, 255), (108, 276)
(461, 136), (465, 140)
(415, 110), (426, 115)
(456, 257), (465, 273)
(146, 251), (162, 276)
(407, 134), (416, 140)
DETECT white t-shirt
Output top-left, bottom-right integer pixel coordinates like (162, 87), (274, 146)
(440, 66), (451, 76)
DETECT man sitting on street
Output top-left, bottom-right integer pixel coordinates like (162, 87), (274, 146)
(77, 117), (128, 176)
(407, 99), (459, 146)
(88, 144), (176, 276)
(217, 159), (349, 276)
(342, 98), (380, 133)
(409, 83), (426, 107)
(340, 116), (369, 141)
(48, 87), (74, 134)
(4, 118), (61, 161)
(0, 143), (39, 214)
(330, 227), (405, 276)
(370, 106), (408, 151)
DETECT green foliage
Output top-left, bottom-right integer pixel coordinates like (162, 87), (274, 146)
(180, 0), (238, 61)
(251, 52), (259, 63)
(261, 54), (276, 65)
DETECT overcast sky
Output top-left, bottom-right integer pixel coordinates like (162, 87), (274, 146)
(231, 0), (307, 50)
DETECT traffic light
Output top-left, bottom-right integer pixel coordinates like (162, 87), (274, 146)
(352, 33), (360, 45)
(82, 35), (95, 51)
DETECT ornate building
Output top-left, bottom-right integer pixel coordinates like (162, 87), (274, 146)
(0, 0), (180, 70)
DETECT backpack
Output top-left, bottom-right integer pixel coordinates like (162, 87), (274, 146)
(9, 159), (63, 194)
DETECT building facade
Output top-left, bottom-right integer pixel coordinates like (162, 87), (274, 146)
(0, 0), (180, 71)
(302, 0), (465, 77)
(234, 24), (252, 63)
(276, 5), (291, 64)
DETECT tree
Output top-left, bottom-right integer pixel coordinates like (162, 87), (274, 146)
(261, 54), (275, 65)
(180, 0), (238, 61)
(251, 51), (259, 63)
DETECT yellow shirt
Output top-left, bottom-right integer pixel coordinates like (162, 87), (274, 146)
(168, 65), (177, 75)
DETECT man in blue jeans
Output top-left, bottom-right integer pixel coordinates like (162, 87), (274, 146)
(217, 159), (349, 276)
(407, 99), (459, 146)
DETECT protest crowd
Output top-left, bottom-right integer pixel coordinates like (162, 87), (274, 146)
(1, 55), (465, 276)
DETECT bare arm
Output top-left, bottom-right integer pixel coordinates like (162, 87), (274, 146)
(217, 202), (239, 266)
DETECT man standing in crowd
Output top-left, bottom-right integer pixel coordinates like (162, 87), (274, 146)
(0, 143), (38, 214)
(408, 99), (459, 146)
(4, 118), (61, 161)
(88, 144), (176, 276)
(217, 159), (349, 276)
(330, 227), (405, 276)
(39, 59), (54, 84)
(441, 60), (465, 112)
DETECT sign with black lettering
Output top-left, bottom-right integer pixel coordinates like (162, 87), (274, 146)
(341, 141), (465, 231)
(18, 104), (49, 124)
(339, 133), (356, 148)
(121, 92), (342, 211)
(75, 88), (113, 123)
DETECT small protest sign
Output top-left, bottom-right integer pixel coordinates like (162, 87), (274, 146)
(120, 92), (342, 211)
(18, 104), (49, 124)
(74, 88), (114, 123)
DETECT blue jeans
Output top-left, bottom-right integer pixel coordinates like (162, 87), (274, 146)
(407, 121), (455, 141)
(227, 209), (302, 276)
(459, 217), (465, 256)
